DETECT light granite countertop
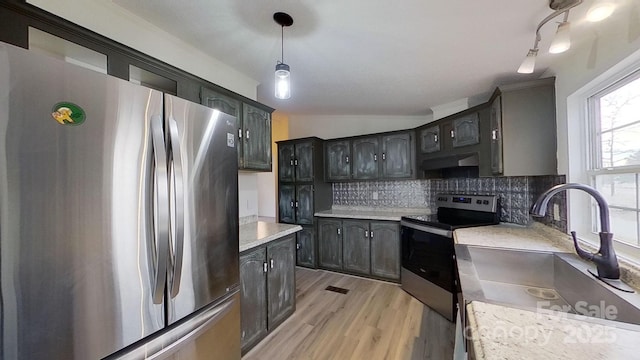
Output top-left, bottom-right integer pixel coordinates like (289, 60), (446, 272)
(314, 206), (430, 221)
(239, 221), (302, 253)
(454, 222), (640, 359)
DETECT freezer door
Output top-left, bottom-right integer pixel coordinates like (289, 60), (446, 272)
(0, 43), (165, 359)
(164, 94), (239, 324)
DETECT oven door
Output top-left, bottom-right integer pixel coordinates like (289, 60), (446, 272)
(400, 220), (455, 293)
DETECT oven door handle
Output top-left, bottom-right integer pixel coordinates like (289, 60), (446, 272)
(400, 220), (453, 238)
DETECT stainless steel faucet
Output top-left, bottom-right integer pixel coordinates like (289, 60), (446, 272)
(530, 183), (620, 280)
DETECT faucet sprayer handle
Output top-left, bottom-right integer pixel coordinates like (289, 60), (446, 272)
(571, 231), (595, 262)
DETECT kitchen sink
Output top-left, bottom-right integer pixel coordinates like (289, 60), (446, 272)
(455, 244), (640, 326)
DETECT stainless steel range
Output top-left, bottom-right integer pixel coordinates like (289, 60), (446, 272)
(400, 194), (499, 321)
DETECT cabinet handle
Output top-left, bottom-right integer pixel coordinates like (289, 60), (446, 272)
(370, 231), (374, 238)
(374, 154), (377, 161)
(296, 243), (300, 250)
(382, 153), (386, 161)
(294, 159), (298, 166)
(263, 262), (268, 273)
(434, 134), (438, 143)
(246, 130), (250, 139)
(290, 159), (294, 166)
(492, 130), (499, 140)
(295, 201), (299, 208)
(270, 259), (274, 269)
(290, 201), (294, 208)
(345, 155), (350, 164)
(238, 128), (242, 138)
(337, 228), (341, 235)
(450, 130), (455, 138)
(365, 230), (369, 238)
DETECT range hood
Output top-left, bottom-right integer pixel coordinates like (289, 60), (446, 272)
(421, 152), (479, 170)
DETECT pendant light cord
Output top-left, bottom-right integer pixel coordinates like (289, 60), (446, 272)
(280, 25), (284, 64)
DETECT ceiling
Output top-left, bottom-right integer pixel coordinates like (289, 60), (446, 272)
(112, 0), (612, 116)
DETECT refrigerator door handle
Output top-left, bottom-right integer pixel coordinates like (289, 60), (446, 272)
(151, 115), (170, 304)
(168, 117), (185, 298)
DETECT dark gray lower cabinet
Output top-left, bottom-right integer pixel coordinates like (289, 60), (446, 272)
(370, 222), (400, 280)
(296, 226), (316, 268)
(318, 218), (343, 270)
(342, 220), (371, 275)
(240, 235), (296, 353)
(317, 217), (400, 282)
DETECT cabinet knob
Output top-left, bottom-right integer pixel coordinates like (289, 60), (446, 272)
(345, 155), (350, 164)
(295, 201), (299, 208)
(290, 159), (294, 166)
(337, 228), (341, 235)
(270, 259), (275, 269)
(296, 243), (300, 250)
(263, 262), (268, 273)
(365, 230), (369, 238)
(382, 153), (386, 161)
(290, 201), (294, 208)
(238, 128), (242, 138)
(450, 130), (455, 138)
(492, 130), (499, 140)
(370, 231), (374, 238)
(374, 154), (377, 161)
(434, 134), (438, 143)
(245, 130), (250, 139)
(294, 159), (298, 166)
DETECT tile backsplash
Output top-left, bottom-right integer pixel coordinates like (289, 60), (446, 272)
(332, 175), (567, 232)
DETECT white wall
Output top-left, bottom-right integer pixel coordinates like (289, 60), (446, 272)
(288, 114), (432, 139)
(543, 1), (640, 177)
(27, 0), (258, 99)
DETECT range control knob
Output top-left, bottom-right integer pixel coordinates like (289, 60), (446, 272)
(476, 200), (482, 204)
(483, 200), (489, 205)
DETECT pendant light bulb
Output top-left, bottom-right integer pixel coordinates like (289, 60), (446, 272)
(517, 49), (538, 74)
(275, 63), (291, 99)
(586, 0), (615, 22)
(549, 22), (571, 54)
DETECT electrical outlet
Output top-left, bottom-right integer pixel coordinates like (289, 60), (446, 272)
(553, 203), (560, 221)
(372, 191), (379, 200)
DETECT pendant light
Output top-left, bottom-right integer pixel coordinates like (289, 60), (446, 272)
(274, 12), (293, 100)
(549, 12), (571, 54)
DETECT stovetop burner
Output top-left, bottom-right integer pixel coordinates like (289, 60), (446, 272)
(401, 194), (500, 230)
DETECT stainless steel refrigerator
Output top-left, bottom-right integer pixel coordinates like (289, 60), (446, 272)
(0, 42), (240, 359)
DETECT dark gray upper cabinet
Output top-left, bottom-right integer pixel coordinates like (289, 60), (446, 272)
(240, 236), (296, 354)
(420, 125), (441, 154)
(381, 132), (414, 179)
(266, 237), (296, 329)
(294, 142), (314, 182)
(278, 143), (295, 182)
(452, 113), (480, 148)
(278, 185), (295, 224)
(342, 220), (371, 275)
(243, 104), (272, 171)
(295, 185), (314, 225)
(370, 222), (400, 280)
(318, 218), (343, 270)
(201, 87), (273, 172)
(296, 226), (315, 268)
(489, 77), (557, 176)
(352, 137), (380, 180)
(240, 247), (267, 352)
(325, 140), (352, 181)
(490, 95), (504, 175)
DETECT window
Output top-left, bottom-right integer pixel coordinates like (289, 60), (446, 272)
(587, 70), (640, 252)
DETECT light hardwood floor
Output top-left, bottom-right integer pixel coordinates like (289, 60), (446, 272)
(243, 267), (454, 360)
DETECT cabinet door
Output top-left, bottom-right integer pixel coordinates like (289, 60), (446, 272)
(296, 226), (316, 268)
(240, 247), (267, 351)
(490, 95), (504, 174)
(370, 222), (400, 280)
(267, 237), (296, 329)
(452, 113), (480, 148)
(342, 220), (371, 275)
(420, 125), (441, 153)
(352, 137), (380, 180)
(325, 140), (351, 181)
(278, 185), (295, 224)
(318, 219), (343, 270)
(295, 185), (314, 225)
(278, 143), (295, 182)
(243, 104), (272, 170)
(295, 141), (314, 182)
(381, 132), (413, 178)
(201, 88), (242, 167)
